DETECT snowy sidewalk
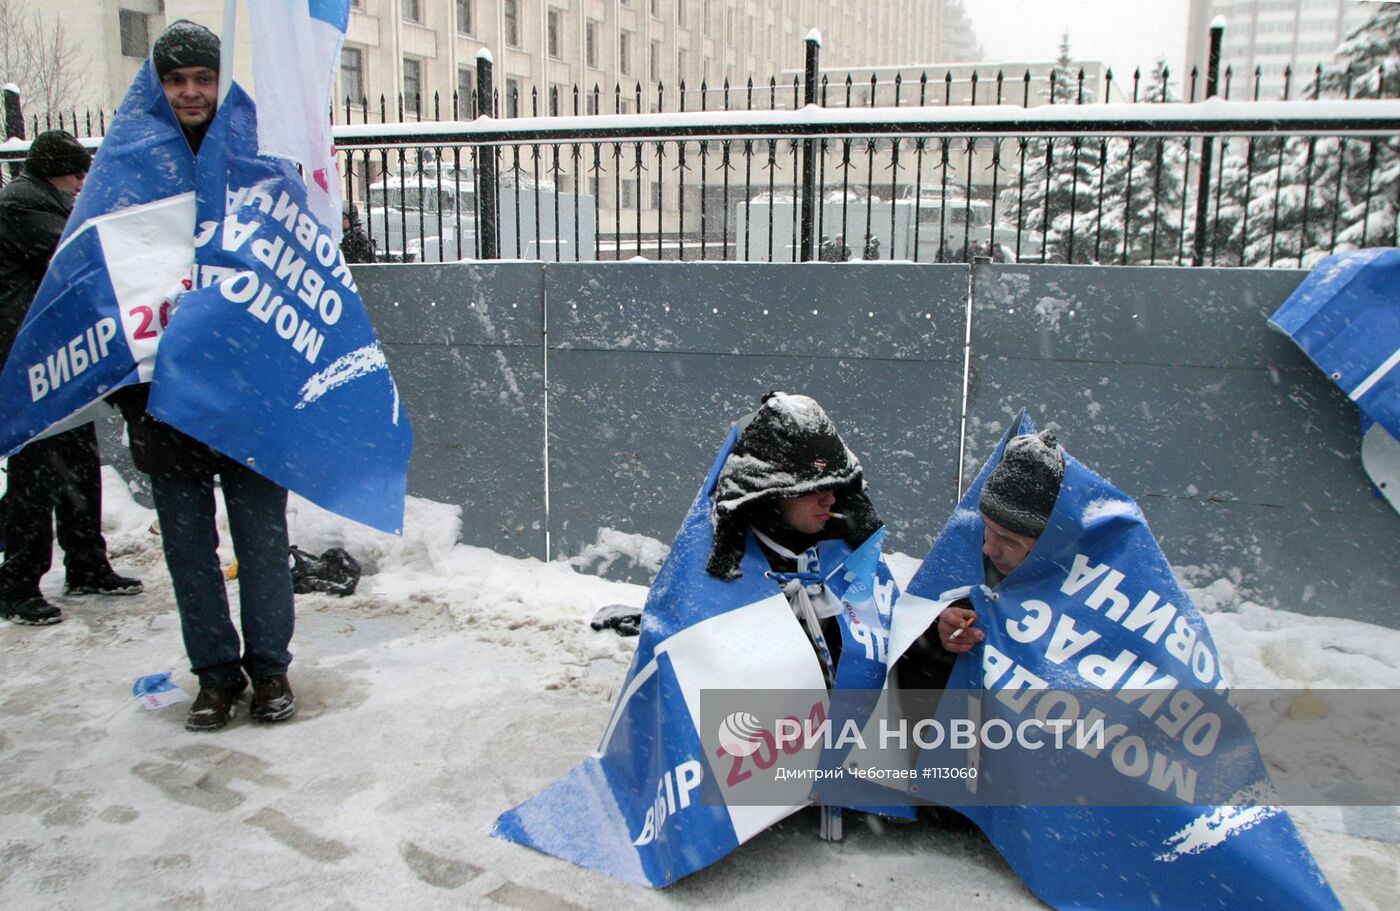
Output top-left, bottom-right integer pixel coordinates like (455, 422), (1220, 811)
(1, 474), (1396, 909)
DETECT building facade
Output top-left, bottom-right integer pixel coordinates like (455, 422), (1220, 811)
(32, 0), (948, 118)
(1184, 0), (1374, 100)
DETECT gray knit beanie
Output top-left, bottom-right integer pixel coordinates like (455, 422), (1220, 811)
(979, 429), (1064, 537)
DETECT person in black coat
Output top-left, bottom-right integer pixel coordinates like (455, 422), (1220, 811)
(340, 202), (375, 264)
(0, 131), (143, 626)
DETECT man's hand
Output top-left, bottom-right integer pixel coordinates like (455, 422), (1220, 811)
(936, 603), (983, 653)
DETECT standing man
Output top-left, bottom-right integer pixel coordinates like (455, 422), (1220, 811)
(340, 202), (375, 263)
(110, 20), (297, 732)
(0, 130), (143, 626)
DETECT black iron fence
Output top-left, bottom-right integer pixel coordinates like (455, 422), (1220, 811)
(4, 32), (1399, 268)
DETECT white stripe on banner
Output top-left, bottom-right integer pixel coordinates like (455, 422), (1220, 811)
(661, 594), (825, 843)
(1349, 345), (1400, 401)
(94, 193), (197, 383)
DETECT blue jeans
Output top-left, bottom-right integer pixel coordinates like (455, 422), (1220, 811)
(150, 463), (294, 688)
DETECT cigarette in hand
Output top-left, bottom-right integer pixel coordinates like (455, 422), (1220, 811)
(948, 615), (976, 641)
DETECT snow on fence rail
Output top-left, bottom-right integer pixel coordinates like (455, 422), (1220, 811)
(3, 100), (1397, 269)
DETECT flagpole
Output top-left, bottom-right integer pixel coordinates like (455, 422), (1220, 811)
(219, 0), (238, 103)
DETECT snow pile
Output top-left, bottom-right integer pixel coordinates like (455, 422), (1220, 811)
(1, 478), (1396, 910)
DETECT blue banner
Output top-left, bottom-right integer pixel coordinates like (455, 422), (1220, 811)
(0, 60), (197, 453)
(0, 59), (411, 534)
(1270, 248), (1400, 441)
(895, 414), (1341, 910)
(496, 427), (909, 886)
(147, 80), (410, 534)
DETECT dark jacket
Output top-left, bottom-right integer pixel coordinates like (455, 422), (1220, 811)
(0, 169), (74, 366)
(341, 221), (374, 264)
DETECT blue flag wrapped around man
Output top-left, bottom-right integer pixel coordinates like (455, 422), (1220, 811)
(497, 396), (909, 886)
(890, 414), (1341, 911)
(0, 36), (410, 533)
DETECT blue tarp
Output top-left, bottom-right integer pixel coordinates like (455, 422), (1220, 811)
(894, 414), (1342, 911)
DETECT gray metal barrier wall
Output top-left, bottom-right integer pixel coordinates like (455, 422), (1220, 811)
(543, 263), (967, 567)
(99, 261), (1395, 625)
(966, 265), (1397, 626)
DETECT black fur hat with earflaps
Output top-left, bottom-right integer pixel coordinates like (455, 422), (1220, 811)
(706, 392), (882, 580)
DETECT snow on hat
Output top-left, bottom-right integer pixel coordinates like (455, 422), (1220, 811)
(23, 130), (90, 178)
(707, 392), (881, 579)
(153, 20), (221, 77)
(978, 429), (1065, 538)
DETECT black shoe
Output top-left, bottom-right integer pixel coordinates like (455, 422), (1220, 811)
(185, 679), (248, 732)
(250, 674), (296, 723)
(0, 595), (63, 626)
(64, 571), (144, 597)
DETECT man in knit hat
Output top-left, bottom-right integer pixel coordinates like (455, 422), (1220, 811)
(707, 392), (883, 683)
(152, 19), (221, 151)
(105, 20), (298, 732)
(0, 130), (143, 625)
(896, 429), (1064, 687)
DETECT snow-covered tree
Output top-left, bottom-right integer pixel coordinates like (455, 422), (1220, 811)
(0, 0), (86, 126)
(1003, 54), (1192, 264)
(1213, 4), (1399, 266)
(999, 36), (1109, 263)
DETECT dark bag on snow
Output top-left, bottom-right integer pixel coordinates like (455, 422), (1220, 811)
(289, 545), (361, 596)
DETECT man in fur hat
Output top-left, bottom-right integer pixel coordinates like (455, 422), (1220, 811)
(706, 392), (883, 684)
(0, 130), (143, 626)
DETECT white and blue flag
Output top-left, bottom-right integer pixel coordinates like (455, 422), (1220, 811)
(892, 415), (1342, 911)
(247, 0), (350, 238)
(1270, 248), (1400, 511)
(0, 49), (410, 533)
(496, 426), (907, 886)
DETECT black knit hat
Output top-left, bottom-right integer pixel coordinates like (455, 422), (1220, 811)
(153, 20), (221, 77)
(706, 392), (881, 579)
(979, 429), (1065, 537)
(23, 130), (90, 179)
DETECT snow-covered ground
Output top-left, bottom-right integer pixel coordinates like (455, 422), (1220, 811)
(2, 469), (1397, 910)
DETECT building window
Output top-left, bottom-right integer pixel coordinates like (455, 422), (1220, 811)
(547, 9), (562, 58)
(504, 0), (520, 47)
(550, 83), (567, 115)
(340, 46), (365, 104)
(621, 179), (636, 208)
(651, 41), (661, 83)
(119, 9), (149, 58)
(586, 91), (598, 115)
(403, 58), (422, 115)
(457, 66), (475, 115)
(620, 31), (632, 76)
(586, 20), (599, 68)
(650, 181), (661, 210)
(506, 77), (521, 117)
(401, 0), (422, 24)
(456, 0), (473, 34)
(677, 49), (687, 83)
(677, 2), (685, 27)
(651, 0), (661, 17)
